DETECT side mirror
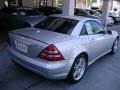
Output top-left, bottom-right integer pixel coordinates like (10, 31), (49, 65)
(107, 30), (112, 35)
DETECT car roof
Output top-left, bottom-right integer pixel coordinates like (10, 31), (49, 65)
(51, 14), (97, 21)
(17, 7), (33, 10)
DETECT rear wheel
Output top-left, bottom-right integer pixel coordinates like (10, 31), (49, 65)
(67, 54), (87, 83)
(110, 38), (119, 54)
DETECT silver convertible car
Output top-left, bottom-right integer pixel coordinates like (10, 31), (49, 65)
(8, 15), (119, 83)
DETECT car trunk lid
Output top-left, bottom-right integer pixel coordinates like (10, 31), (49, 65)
(11, 27), (77, 44)
(9, 27), (77, 58)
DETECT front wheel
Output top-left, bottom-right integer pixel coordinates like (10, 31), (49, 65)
(67, 54), (87, 83)
(110, 38), (119, 54)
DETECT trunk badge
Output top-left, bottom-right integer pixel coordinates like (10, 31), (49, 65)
(37, 30), (40, 33)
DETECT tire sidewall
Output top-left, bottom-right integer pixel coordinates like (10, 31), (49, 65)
(111, 39), (119, 54)
(67, 54), (87, 83)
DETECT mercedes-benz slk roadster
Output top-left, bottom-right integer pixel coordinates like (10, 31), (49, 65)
(8, 15), (119, 83)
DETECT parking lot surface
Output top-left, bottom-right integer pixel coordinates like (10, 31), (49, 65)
(0, 25), (120, 90)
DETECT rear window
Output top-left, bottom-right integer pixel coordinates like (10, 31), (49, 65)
(75, 9), (88, 16)
(34, 17), (78, 34)
(86, 10), (95, 15)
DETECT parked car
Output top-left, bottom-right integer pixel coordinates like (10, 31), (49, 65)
(37, 7), (100, 20)
(36, 6), (62, 16)
(85, 9), (101, 17)
(96, 9), (102, 14)
(109, 12), (120, 24)
(75, 8), (103, 24)
(95, 9), (119, 24)
(0, 7), (45, 31)
(16, 7), (46, 26)
(107, 16), (114, 25)
(75, 8), (99, 19)
(90, 9), (114, 25)
(8, 14), (119, 83)
(36, 7), (103, 24)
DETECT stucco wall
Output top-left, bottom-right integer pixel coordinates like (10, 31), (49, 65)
(47, 0), (53, 6)
(0, 0), (4, 9)
(22, 0), (34, 7)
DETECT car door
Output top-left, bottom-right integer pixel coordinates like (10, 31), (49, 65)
(84, 20), (112, 61)
(79, 24), (92, 61)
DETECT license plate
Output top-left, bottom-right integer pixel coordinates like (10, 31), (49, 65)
(15, 40), (28, 53)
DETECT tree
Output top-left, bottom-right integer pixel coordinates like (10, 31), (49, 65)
(77, 0), (93, 9)
(57, 0), (63, 7)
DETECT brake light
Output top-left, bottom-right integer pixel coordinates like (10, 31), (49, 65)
(38, 44), (64, 61)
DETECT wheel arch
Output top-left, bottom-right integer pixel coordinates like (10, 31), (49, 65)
(117, 36), (119, 40)
(67, 51), (89, 82)
(75, 52), (89, 65)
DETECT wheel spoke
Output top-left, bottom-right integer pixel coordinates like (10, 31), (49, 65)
(113, 40), (118, 52)
(73, 58), (86, 81)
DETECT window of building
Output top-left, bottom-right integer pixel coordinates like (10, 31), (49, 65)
(5, 0), (22, 7)
(39, 0), (47, 6)
(34, 0), (47, 7)
(57, 0), (63, 7)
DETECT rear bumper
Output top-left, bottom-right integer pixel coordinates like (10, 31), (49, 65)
(8, 48), (72, 80)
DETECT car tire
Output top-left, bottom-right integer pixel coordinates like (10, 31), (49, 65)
(110, 38), (119, 54)
(67, 54), (87, 83)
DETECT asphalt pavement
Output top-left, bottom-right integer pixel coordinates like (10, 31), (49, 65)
(0, 25), (120, 90)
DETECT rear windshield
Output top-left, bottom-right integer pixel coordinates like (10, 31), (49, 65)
(34, 17), (78, 34)
(86, 10), (95, 15)
(75, 9), (88, 16)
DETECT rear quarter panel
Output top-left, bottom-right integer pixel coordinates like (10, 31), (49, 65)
(54, 36), (91, 66)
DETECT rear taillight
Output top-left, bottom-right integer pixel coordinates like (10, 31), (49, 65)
(38, 44), (64, 61)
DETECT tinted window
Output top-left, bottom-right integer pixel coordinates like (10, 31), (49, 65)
(75, 9), (88, 16)
(97, 10), (102, 14)
(34, 17), (78, 34)
(86, 10), (94, 15)
(37, 7), (62, 16)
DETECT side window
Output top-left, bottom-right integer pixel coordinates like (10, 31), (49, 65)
(91, 21), (105, 34)
(80, 25), (88, 35)
(84, 22), (93, 35)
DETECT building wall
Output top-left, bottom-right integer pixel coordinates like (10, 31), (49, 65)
(22, 0), (34, 7)
(47, 0), (53, 6)
(0, 0), (4, 9)
(76, 0), (82, 8)
(76, 0), (92, 9)
(22, 0), (57, 8)
(47, 0), (60, 7)
(53, 0), (57, 7)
